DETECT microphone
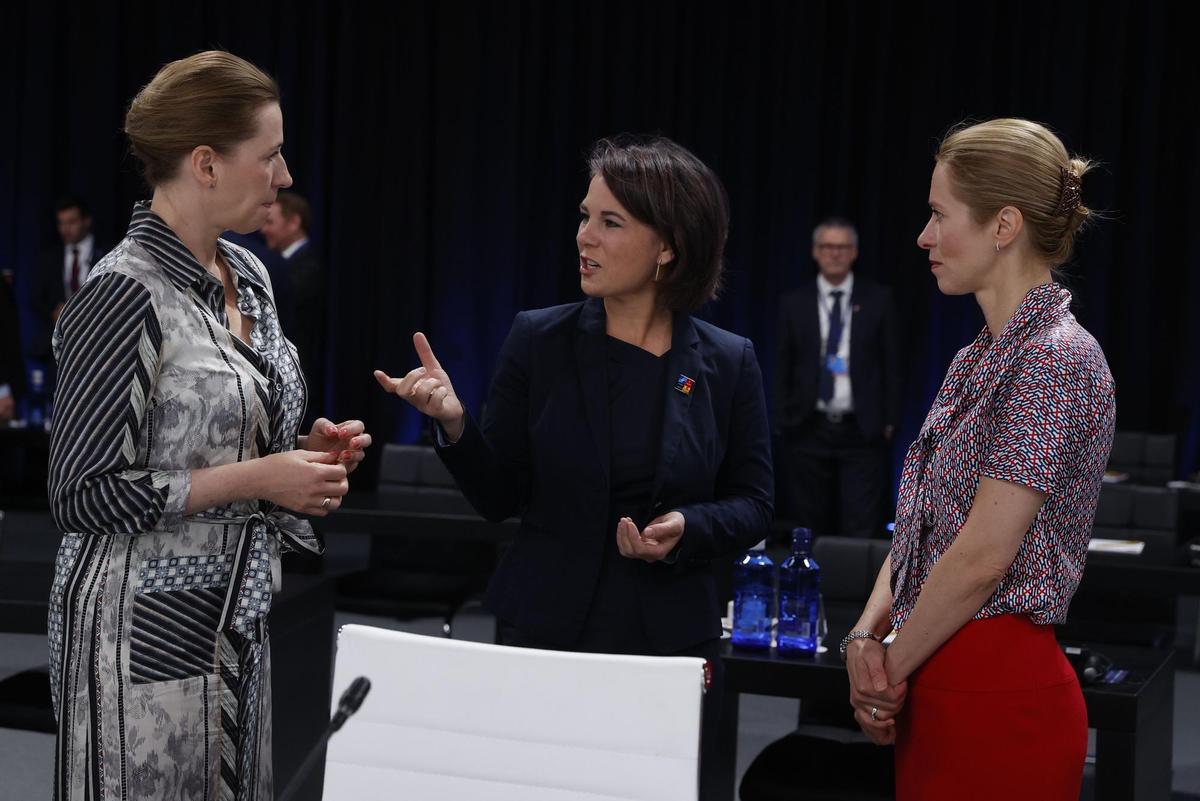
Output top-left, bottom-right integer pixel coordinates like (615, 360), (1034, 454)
(330, 676), (371, 732)
(278, 676), (372, 801)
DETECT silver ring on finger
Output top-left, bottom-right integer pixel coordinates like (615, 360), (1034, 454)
(870, 706), (879, 722)
(321, 496), (332, 510)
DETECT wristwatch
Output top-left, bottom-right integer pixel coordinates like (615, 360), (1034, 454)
(839, 630), (882, 662)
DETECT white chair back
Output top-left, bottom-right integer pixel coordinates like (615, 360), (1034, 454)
(322, 624), (705, 801)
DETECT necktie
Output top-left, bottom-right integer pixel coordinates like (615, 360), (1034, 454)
(68, 246), (81, 296)
(818, 290), (844, 403)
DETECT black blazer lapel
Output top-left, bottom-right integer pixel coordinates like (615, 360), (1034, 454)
(802, 282), (821, 362)
(651, 313), (702, 504)
(574, 298), (611, 484)
(848, 281), (865, 358)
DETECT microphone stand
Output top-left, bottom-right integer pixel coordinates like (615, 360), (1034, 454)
(278, 676), (371, 801)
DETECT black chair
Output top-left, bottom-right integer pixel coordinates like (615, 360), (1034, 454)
(0, 668), (55, 733)
(1091, 483), (1180, 556)
(335, 445), (498, 636)
(0, 508), (56, 733)
(739, 535), (895, 801)
(814, 536), (890, 634)
(1062, 483), (1181, 648)
(1108, 431), (1177, 485)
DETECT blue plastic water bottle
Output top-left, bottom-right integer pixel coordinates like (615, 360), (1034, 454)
(778, 527), (821, 655)
(731, 540), (775, 650)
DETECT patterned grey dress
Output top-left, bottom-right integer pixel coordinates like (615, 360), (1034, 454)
(47, 204), (322, 801)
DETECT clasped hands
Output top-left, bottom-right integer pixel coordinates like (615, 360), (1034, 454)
(267, 417), (371, 516)
(845, 638), (907, 745)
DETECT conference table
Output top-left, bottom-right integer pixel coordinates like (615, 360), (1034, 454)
(318, 493), (1200, 610)
(714, 639), (1176, 801)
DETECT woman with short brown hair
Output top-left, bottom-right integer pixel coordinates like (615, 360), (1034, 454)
(376, 134), (774, 794)
(48, 51), (370, 800)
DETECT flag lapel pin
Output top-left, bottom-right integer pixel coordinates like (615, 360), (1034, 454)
(674, 374), (695, 395)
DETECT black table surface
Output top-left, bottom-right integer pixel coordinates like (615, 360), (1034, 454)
(719, 636), (1175, 731)
(1083, 549), (1200, 595)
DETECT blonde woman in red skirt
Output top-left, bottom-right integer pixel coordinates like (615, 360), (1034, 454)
(840, 118), (1115, 800)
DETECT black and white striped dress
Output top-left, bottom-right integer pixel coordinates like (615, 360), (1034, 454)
(47, 203), (321, 801)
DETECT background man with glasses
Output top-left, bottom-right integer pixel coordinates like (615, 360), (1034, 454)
(773, 217), (902, 539)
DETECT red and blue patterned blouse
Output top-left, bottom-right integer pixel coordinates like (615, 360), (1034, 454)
(889, 283), (1115, 629)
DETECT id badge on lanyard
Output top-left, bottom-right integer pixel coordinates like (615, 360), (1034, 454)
(822, 295), (851, 375)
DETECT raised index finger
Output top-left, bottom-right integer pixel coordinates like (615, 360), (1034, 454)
(413, 332), (442, 372)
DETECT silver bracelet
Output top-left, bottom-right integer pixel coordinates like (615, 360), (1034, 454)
(839, 630), (882, 662)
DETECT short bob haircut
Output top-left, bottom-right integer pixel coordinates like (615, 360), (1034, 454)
(587, 135), (729, 312)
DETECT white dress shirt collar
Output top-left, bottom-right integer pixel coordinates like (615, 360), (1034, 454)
(817, 271), (853, 301)
(282, 237), (309, 261)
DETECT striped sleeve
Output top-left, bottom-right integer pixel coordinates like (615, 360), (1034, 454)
(48, 273), (190, 535)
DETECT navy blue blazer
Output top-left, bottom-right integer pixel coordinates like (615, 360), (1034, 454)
(437, 298), (774, 652)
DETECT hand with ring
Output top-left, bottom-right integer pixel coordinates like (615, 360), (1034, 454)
(375, 332), (466, 442)
(845, 636), (907, 745)
(254, 449), (348, 517)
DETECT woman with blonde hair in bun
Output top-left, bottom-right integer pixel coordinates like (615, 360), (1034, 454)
(841, 118), (1114, 799)
(48, 51), (370, 800)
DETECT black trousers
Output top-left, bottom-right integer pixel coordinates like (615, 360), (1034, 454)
(498, 619), (724, 797)
(784, 413), (889, 539)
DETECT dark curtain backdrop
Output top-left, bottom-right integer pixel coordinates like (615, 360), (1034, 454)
(2, 0), (1198, 494)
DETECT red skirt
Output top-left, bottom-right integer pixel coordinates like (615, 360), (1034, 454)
(895, 614), (1087, 801)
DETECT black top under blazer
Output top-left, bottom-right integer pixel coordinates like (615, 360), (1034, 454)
(773, 276), (902, 441)
(437, 298), (775, 652)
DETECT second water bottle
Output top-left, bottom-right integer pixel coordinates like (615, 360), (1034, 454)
(778, 527), (821, 655)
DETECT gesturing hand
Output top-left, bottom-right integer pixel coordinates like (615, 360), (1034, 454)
(846, 638), (908, 745)
(615, 512), (685, 563)
(375, 332), (465, 441)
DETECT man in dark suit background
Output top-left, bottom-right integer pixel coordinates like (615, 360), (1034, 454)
(261, 191), (326, 423)
(774, 217), (901, 538)
(31, 195), (103, 362)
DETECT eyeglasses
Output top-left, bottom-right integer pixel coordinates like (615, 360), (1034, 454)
(815, 243), (855, 253)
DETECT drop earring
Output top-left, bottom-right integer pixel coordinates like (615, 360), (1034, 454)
(655, 262), (662, 282)
(995, 241), (1000, 253)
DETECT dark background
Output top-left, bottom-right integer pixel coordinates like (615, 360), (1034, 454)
(2, 0), (1197, 497)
